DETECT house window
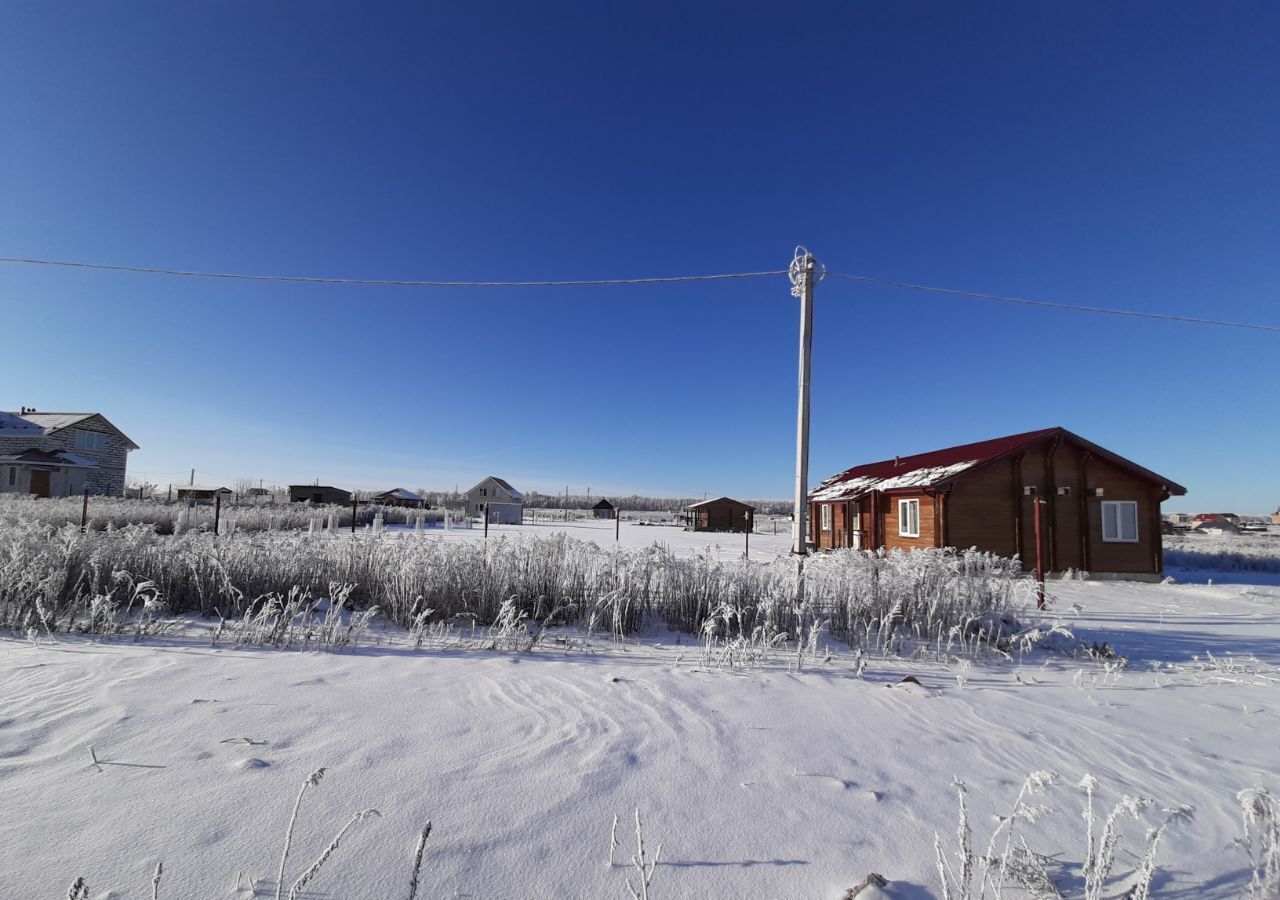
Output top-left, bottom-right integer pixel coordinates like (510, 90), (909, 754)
(1101, 501), (1140, 543)
(898, 499), (920, 538)
(6, 467), (15, 487)
(74, 430), (106, 451)
(821, 504), (832, 531)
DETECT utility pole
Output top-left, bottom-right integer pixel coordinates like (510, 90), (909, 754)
(189, 468), (195, 486)
(790, 246), (821, 556)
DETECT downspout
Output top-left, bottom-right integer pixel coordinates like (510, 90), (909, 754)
(1046, 434), (1061, 572)
(1012, 452), (1025, 562)
(939, 490), (949, 549)
(1079, 451), (1092, 571)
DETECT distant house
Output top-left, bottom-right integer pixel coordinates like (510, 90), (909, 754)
(289, 485), (353, 505)
(1273, 507), (1280, 526)
(1195, 518), (1239, 535)
(592, 499), (617, 519)
(809, 427), (1186, 579)
(465, 476), (524, 524)
(684, 497), (754, 533)
(1192, 513), (1239, 524)
(1165, 512), (1191, 525)
(176, 485), (234, 504)
(374, 488), (425, 508)
(0, 408), (138, 497)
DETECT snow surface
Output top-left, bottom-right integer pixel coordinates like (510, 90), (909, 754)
(2, 574), (1278, 898)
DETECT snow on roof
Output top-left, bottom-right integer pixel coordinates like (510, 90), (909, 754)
(810, 460), (980, 502)
(376, 488), (422, 501)
(54, 452), (99, 467)
(0, 448), (98, 467)
(810, 429), (1062, 503)
(0, 411), (139, 450)
(176, 484), (232, 493)
(11, 412), (96, 432)
(684, 496), (755, 510)
(810, 426), (1187, 502)
(467, 476), (524, 500)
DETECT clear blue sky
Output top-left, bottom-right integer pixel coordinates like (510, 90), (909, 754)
(2, 3), (1276, 510)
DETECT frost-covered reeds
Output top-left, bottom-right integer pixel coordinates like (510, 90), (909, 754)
(1164, 533), (1280, 574)
(935, 771), (1195, 900)
(0, 517), (1029, 651)
(0, 493), (423, 535)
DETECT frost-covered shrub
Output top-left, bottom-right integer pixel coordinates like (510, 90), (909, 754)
(0, 519), (1029, 649)
(0, 493), (422, 535)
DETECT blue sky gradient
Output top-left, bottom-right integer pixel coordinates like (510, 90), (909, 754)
(2, 3), (1276, 510)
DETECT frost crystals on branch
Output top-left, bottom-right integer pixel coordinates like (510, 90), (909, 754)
(624, 808), (661, 900)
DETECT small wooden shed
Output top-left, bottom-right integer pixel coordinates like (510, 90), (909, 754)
(684, 497), (754, 533)
(176, 485), (234, 504)
(289, 485), (353, 505)
(374, 488), (425, 507)
(592, 499), (617, 519)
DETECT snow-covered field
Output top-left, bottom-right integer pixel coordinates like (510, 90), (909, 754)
(1165, 531), (1280, 579)
(3, 573), (1278, 898)
(388, 516), (792, 560)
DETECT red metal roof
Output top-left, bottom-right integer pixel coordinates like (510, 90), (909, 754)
(812, 427), (1186, 501)
(839, 429), (1057, 482)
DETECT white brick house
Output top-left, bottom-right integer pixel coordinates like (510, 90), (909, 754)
(0, 409), (138, 497)
(464, 476), (524, 524)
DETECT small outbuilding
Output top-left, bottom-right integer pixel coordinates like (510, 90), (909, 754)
(374, 488), (425, 507)
(592, 499), (617, 519)
(289, 485), (353, 505)
(683, 497), (754, 533)
(176, 485), (234, 504)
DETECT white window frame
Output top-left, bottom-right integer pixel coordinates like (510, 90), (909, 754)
(1101, 500), (1140, 543)
(898, 499), (920, 538)
(820, 504), (832, 531)
(74, 430), (105, 451)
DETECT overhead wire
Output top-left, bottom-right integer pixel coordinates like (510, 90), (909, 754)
(0, 253), (1276, 334)
(0, 256), (786, 287)
(829, 272), (1280, 335)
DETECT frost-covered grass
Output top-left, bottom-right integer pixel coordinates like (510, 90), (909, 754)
(1165, 532), (1280, 574)
(0, 516), (1029, 652)
(0, 493), (426, 535)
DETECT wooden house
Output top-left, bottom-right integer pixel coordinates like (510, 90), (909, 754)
(684, 497), (754, 533)
(592, 499), (617, 519)
(808, 428), (1186, 579)
(289, 485), (353, 505)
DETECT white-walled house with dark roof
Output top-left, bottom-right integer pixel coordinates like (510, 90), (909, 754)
(0, 409), (138, 497)
(464, 476), (524, 524)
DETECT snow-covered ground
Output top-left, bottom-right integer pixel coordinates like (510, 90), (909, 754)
(386, 515), (794, 561)
(2, 574), (1277, 898)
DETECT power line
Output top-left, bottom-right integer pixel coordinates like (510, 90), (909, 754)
(2, 252), (1276, 334)
(0, 256), (787, 287)
(831, 272), (1280, 335)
